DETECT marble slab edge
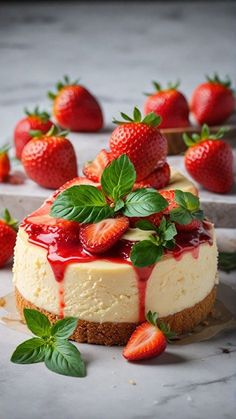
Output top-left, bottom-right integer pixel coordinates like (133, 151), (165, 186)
(1, 191), (235, 228)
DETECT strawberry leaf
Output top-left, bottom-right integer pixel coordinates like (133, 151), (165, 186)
(101, 154), (136, 202)
(51, 185), (114, 224)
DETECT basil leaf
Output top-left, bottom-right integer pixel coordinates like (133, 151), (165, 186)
(23, 308), (51, 337)
(130, 240), (163, 267)
(11, 338), (46, 364)
(170, 207), (192, 225)
(51, 185), (114, 224)
(114, 199), (125, 212)
(163, 222), (177, 242)
(136, 219), (156, 231)
(174, 190), (200, 211)
(51, 317), (78, 339)
(45, 340), (86, 377)
(124, 189), (168, 217)
(101, 154), (136, 201)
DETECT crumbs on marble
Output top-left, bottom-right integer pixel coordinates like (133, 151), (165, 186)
(128, 379), (137, 385)
(0, 297), (6, 307)
(221, 347), (230, 354)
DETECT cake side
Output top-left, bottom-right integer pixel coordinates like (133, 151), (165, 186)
(15, 286), (217, 346)
(13, 225), (218, 323)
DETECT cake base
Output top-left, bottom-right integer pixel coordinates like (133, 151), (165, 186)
(15, 286), (217, 346)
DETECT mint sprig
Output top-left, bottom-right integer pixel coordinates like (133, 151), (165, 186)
(51, 155), (168, 224)
(101, 154), (136, 201)
(112, 107), (161, 128)
(51, 184), (114, 223)
(169, 190), (204, 225)
(131, 217), (177, 267)
(11, 309), (86, 378)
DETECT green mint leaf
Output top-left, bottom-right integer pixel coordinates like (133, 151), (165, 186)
(51, 317), (78, 339)
(136, 219), (156, 231)
(23, 308), (51, 337)
(163, 222), (177, 242)
(51, 185), (114, 224)
(130, 240), (163, 267)
(45, 340), (86, 377)
(218, 252), (236, 273)
(114, 199), (125, 212)
(101, 154), (136, 202)
(165, 240), (175, 250)
(11, 338), (46, 364)
(170, 207), (192, 225)
(192, 209), (204, 221)
(174, 190), (200, 211)
(124, 189), (168, 217)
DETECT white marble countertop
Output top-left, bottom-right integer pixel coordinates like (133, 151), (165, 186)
(0, 2), (236, 418)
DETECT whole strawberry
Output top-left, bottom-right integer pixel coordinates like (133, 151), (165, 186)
(0, 145), (10, 182)
(22, 125), (78, 189)
(14, 107), (53, 159)
(144, 81), (190, 129)
(183, 125), (234, 194)
(48, 75), (103, 132)
(0, 209), (18, 268)
(191, 74), (235, 126)
(110, 107), (167, 181)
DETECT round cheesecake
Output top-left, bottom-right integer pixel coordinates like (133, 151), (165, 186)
(13, 174), (218, 346)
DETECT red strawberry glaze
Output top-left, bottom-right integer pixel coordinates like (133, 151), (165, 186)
(22, 218), (213, 321)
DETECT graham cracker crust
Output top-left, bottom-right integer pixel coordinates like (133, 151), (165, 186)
(15, 286), (216, 346)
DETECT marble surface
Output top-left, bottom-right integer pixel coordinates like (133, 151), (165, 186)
(0, 2), (236, 418)
(0, 266), (236, 419)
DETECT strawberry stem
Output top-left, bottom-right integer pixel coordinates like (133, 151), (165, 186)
(48, 75), (80, 100)
(144, 80), (181, 96)
(24, 106), (50, 121)
(183, 124), (229, 147)
(146, 311), (176, 342)
(1, 209), (18, 232)
(206, 73), (232, 89)
(113, 107), (161, 127)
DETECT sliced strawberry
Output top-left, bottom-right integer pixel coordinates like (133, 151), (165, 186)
(176, 219), (202, 231)
(159, 190), (177, 213)
(80, 217), (129, 254)
(123, 322), (166, 361)
(133, 162), (170, 190)
(83, 149), (112, 182)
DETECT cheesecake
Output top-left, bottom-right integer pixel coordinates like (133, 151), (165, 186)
(13, 170), (218, 346)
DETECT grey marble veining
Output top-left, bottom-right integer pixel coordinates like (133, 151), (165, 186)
(0, 2), (236, 418)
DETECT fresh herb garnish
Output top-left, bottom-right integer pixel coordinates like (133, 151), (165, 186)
(218, 252), (236, 273)
(11, 309), (86, 378)
(169, 190), (204, 225)
(130, 217), (177, 267)
(51, 155), (168, 223)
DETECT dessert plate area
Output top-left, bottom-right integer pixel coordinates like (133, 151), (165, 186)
(0, 266), (236, 419)
(1, 136), (236, 228)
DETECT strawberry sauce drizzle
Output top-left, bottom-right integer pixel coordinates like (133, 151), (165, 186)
(22, 218), (213, 321)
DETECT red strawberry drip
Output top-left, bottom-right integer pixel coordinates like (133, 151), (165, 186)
(22, 215), (213, 320)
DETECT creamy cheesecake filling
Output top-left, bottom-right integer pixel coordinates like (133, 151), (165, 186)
(13, 223), (217, 323)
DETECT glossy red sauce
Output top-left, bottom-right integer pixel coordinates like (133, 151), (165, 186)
(22, 215), (213, 321)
